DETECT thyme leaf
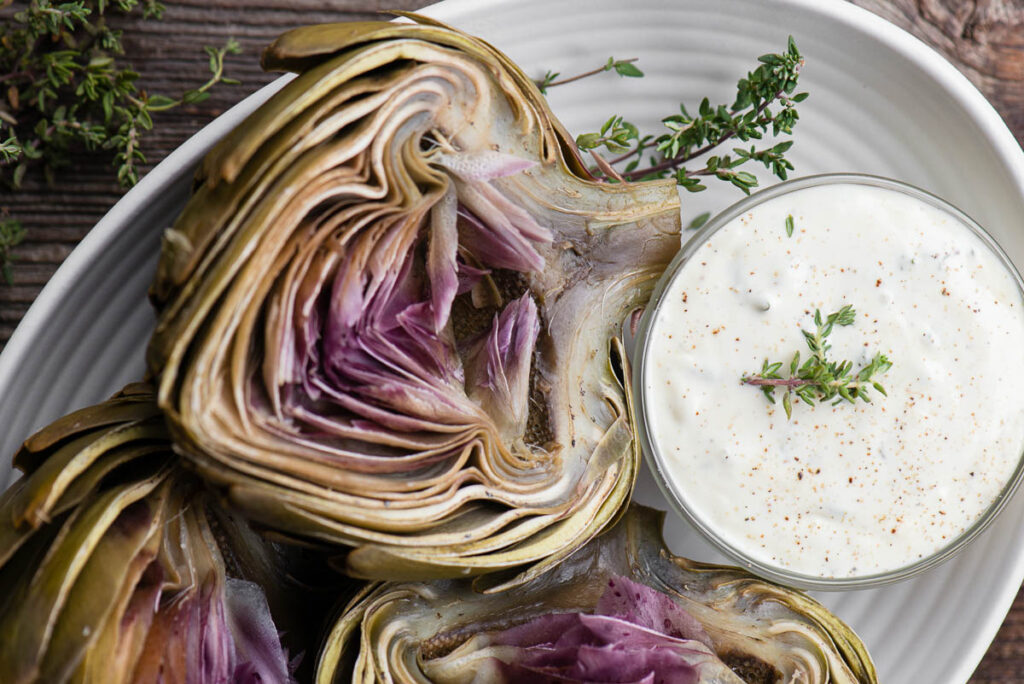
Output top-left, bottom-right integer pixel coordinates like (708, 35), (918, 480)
(1, 1), (241, 189)
(688, 211), (711, 230)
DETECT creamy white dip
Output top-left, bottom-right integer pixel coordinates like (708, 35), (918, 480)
(642, 182), (1024, 578)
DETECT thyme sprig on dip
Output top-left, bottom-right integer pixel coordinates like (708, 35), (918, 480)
(742, 305), (893, 419)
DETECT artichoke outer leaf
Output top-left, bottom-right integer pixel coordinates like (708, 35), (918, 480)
(0, 386), (321, 684)
(0, 467), (169, 684)
(36, 484), (169, 684)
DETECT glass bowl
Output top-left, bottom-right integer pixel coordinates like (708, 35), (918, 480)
(632, 173), (1024, 590)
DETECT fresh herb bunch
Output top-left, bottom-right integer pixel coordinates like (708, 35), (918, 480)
(549, 37), (805, 194)
(0, 0), (241, 189)
(742, 305), (893, 419)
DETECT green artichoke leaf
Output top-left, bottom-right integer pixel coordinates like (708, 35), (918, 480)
(0, 386), (332, 684)
(35, 481), (169, 684)
(316, 504), (878, 684)
(0, 464), (169, 684)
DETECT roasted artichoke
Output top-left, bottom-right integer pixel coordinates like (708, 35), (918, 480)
(317, 505), (877, 684)
(0, 13), (881, 684)
(147, 17), (681, 584)
(0, 385), (300, 684)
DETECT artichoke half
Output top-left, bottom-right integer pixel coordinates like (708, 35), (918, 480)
(0, 386), (297, 684)
(147, 16), (681, 585)
(317, 505), (878, 684)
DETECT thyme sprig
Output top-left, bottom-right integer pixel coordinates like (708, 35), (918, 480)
(536, 57), (643, 94)
(570, 37), (805, 195)
(0, 0), (241, 189)
(742, 305), (893, 419)
(0, 0), (241, 284)
(0, 216), (25, 284)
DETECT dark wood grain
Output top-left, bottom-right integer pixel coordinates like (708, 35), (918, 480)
(2, 0), (1023, 679)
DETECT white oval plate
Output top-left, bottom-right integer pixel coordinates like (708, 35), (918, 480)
(2, 0), (1020, 681)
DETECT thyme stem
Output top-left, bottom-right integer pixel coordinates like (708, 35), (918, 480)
(544, 58), (639, 89)
(535, 56), (643, 94)
(618, 92), (788, 181)
(742, 376), (876, 391)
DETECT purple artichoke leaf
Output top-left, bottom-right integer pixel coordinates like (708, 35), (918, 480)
(490, 613), (728, 684)
(198, 574), (238, 682)
(319, 246), (467, 395)
(315, 306), (477, 430)
(467, 177), (552, 244)
(433, 151), (551, 251)
(323, 245), (405, 348)
(456, 204), (546, 273)
(491, 612), (580, 649)
(345, 378), (474, 425)
(462, 294), (539, 439)
(365, 247), (423, 333)
(327, 335), (473, 422)
(330, 214), (422, 332)
(325, 250), (367, 333)
(595, 576), (713, 649)
(455, 257), (490, 295)
(225, 577), (294, 684)
(393, 301), (466, 385)
(427, 184), (460, 332)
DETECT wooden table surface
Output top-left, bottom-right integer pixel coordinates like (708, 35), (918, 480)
(2, 0), (1023, 680)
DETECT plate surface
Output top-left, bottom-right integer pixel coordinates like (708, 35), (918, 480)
(2, 0), (1022, 681)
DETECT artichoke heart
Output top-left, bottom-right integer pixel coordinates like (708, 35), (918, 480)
(317, 504), (878, 684)
(146, 16), (681, 583)
(0, 385), (299, 684)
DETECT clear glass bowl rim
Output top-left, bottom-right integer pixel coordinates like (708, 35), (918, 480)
(631, 172), (1024, 591)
